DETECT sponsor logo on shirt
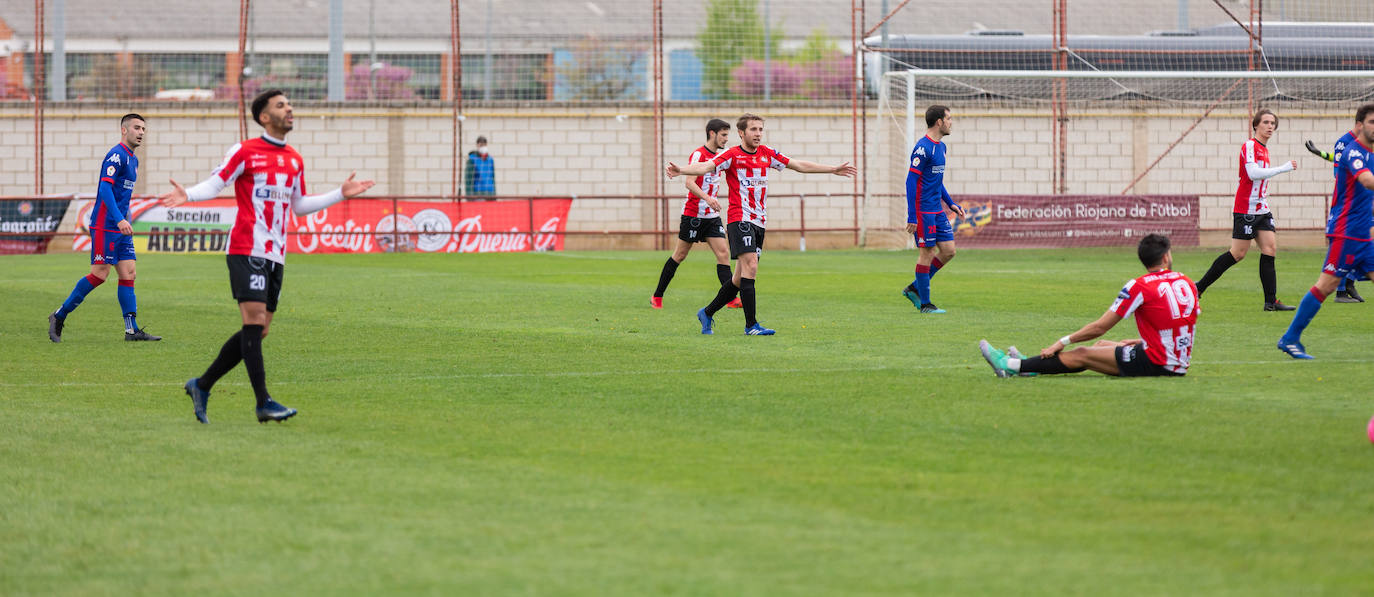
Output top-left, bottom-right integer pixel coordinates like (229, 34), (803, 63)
(107, 153), (121, 165)
(915, 146), (926, 156)
(123, 180), (136, 190)
(254, 187), (292, 201)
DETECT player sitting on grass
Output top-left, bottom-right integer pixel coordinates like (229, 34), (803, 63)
(980, 234), (1198, 378)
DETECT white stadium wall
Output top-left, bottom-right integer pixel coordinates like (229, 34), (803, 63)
(1, 103), (1353, 250)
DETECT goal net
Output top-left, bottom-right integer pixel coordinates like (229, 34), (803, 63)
(873, 68), (1374, 248)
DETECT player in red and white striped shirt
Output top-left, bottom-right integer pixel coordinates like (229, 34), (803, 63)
(666, 113), (855, 335)
(1193, 109), (1298, 311)
(981, 234), (1199, 378)
(160, 89), (374, 424)
(650, 119), (738, 309)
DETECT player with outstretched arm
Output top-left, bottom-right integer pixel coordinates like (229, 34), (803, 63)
(1277, 103), (1374, 359)
(666, 113), (855, 336)
(1193, 109), (1299, 310)
(160, 90), (375, 423)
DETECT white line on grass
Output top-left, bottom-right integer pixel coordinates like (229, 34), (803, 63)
(0, 359), (1359, 388)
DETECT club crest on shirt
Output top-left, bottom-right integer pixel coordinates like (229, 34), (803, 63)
(106, 165), (116, 176)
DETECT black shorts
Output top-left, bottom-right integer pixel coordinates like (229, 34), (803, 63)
(1232, 212), (1276, 240)
(678, 215), (726, 243)
(227, 255), (285, 312)
(1114, 344), (1184, 377)
(727, 221), (765, 259)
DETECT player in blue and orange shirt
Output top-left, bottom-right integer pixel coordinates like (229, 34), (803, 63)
(49, 113), (161, 342)
(1277, 103), (1374, 359)
(902, 105), (966, 314)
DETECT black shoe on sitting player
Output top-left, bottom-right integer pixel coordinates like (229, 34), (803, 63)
(125, 328), (162, 341)
(256, 398), (298, 423)
(1263, 300), (1296, 312)
(1336, 284), (1365, 303)
(48, 312), (65, 343)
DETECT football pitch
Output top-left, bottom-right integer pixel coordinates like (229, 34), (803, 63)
(2, 247), (1371, 595)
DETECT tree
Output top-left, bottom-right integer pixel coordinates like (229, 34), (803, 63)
(696, 0), (779, 99)
(556, 36), (644, 101)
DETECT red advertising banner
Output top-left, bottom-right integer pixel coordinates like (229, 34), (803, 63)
(289, 198), (573, 254)
(947, 195), (1199, 248)
(64, 198), (573, 255)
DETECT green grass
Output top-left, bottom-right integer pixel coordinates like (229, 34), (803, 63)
(2, 248), (1372, 596)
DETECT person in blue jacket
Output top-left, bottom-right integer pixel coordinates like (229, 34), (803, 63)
(464, 135), (496, 198)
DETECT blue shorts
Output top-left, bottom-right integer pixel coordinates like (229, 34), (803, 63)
(1322, 237), (1374, 279)
(912, 211), (954, 248)
(90, 228), (136, 265)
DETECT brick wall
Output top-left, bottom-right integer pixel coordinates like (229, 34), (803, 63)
(2, 103), (1353, 250)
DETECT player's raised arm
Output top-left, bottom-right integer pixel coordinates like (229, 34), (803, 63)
(667, 160), (714, 179)
(291, 171), (375, 216)
(1305, 140), (1336, 162)
(785, 159), (856, 177)
(158, 175), (228, 208)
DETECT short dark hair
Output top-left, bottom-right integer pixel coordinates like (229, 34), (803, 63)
(120, 113), (145, 128)
(706, 118), (730, 137)
(1137, 233), (1171, 268)
(1251, 108), (1277, 130)
(250, 89), (285, 127)
(737, 113), (764, 132)
(1357, 103), (1374, 124)
(476, 136), (488, 144)
(925, 105), (950, 128)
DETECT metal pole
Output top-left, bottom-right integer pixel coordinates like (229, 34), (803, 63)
(327, 0), (344, 101)
(52, 0), (64, 101)
(369, 0), (377, 99)
(34, 0), (45, 194)
(484, 0), (492, 101)
(237, 0), (250, 139)
(799, 193), (806, 252)
(763, 0), (771, 101)
(879, 0), (888, 91)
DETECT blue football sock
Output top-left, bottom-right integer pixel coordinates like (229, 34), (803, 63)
(930, 257), (944, 278)
(57, 275), (102, 319)
(915, 269), (932, 305)
(1281, 289), (1325, 344)
(118, 281), (137, 332)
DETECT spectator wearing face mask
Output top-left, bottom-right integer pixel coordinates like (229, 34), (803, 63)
(464, 136), (496, 199)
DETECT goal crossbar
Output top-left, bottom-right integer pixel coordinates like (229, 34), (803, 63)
(892, 69), (1374, 79)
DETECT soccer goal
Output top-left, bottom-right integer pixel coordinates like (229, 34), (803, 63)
(879, 68), (1374, 152)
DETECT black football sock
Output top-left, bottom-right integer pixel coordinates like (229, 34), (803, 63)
(1259, 254), (1278, 303)
(653, 257), (680, 298)
(703, 280), (739, 317)
(716, 263), (732, 286)
(1195, 251), (1238, 294)
(240, 325), (269, 408)
(199, 330), (244, 391)
(740, 277), (757, 328)
(1018, 355), (1087, 375)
